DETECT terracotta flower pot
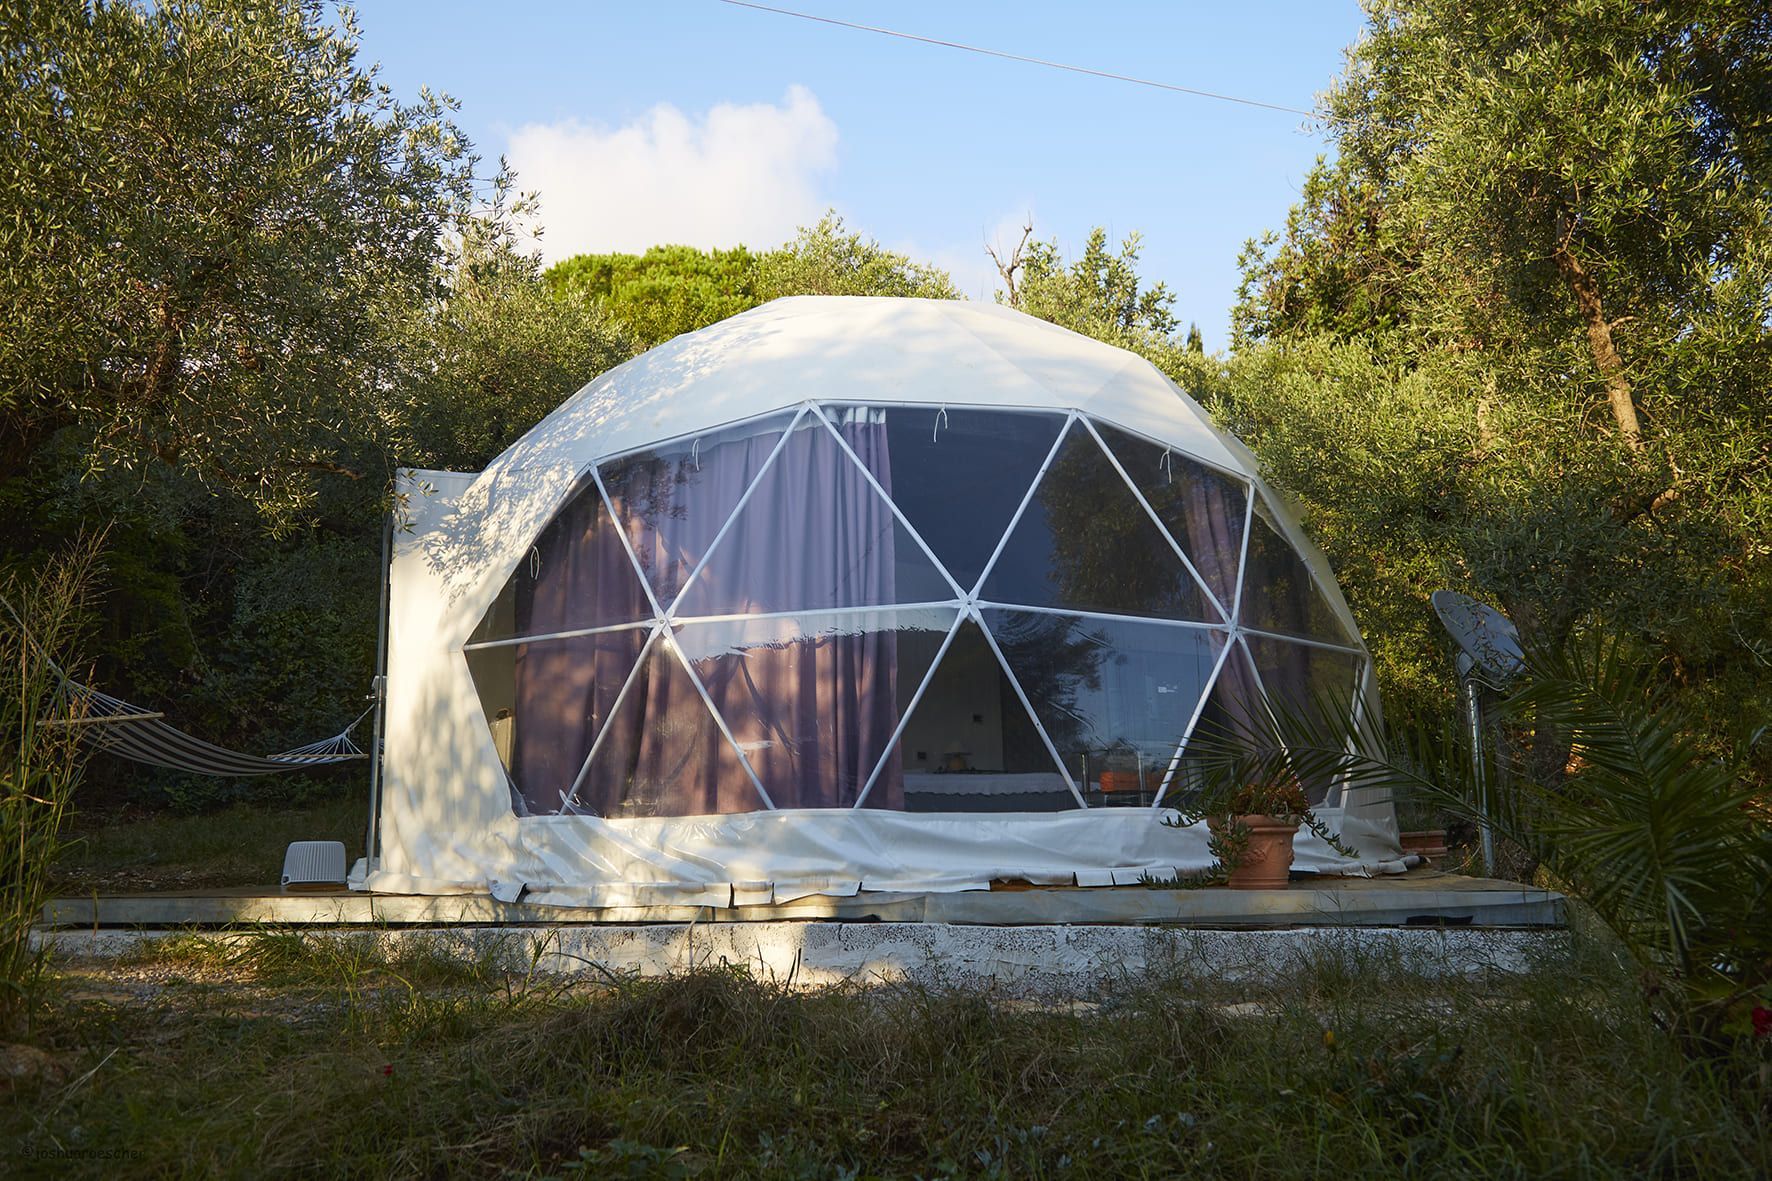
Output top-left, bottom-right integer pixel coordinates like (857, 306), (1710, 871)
(1213, 814), (1299, 889)
(1399, 829), (1449, 860)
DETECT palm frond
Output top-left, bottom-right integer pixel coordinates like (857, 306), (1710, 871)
(1181, 628), (1769, 1020)
(1182, 678), (1470, 823)
(1500, 636), (1766, 979)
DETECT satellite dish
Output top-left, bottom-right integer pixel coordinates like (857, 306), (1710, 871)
(1431, 590), (1525, 689)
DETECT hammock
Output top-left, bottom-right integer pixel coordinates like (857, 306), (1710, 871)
(49, 682), (372, 777)
(4, 591), (371, 777)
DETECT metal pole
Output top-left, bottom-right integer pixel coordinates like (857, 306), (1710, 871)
(364, 509), (393, 875)
(1464, 675), (1495, 876)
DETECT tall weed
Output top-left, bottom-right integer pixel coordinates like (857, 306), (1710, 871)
(0, 538), (101, 1033)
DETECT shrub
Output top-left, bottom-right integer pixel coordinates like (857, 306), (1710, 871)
(1186, 634), (1772, 1047)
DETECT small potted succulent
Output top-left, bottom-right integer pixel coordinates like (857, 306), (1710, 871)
(1163, 773), (1356, 889)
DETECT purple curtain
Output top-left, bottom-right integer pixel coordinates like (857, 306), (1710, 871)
(1181, 478), (1247, 615)
(568, 427), (785, 816)
(508, 485), (651, 815)
(683, 414), (901, 808)
(605, 426), (783, 610)
(535, 414), (901, 815)
(691, 624), (902, 809)
(571, 641), (763, 816)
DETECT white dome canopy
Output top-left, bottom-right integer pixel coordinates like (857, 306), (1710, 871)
(367, 297), (1401, 904)
(491, 295), (1245, 481)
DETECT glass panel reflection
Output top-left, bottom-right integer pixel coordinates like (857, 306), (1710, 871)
(829, 405), (1066, 593)
(1244, 633), (1365, 805)
(983, 609), (1224, 808)
(1095, 422), (1247, 613)
(866, 618), (1079, 812)
(1238, 494), (1356, 644)
(574, 637), (769, 817)
(979, 423), (1215, 621)
(674, 608), (957, 809)
(468, 473), (653, 645)
(673, 416), (954, 617)
(599, 411), (796, 610)
(465, 626), (649, 816)
(1160, 636), (1264, 809)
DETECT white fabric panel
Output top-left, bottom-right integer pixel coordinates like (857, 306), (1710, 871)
(474, 297), (1241, 498)
(377, 469), (530, 891)
(367, 299), (1404, 903)
(370, 809), (1218, 899)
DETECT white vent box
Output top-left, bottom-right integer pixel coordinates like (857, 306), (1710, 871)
(281, 840), (349, 892)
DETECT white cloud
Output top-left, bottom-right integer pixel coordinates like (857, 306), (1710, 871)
(506, 86), (838, 263)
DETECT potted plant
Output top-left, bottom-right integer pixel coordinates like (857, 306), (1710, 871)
(1162, 774), (1357, 889)
(1395, 801), (1450, 862)
(1398, 828), (1450, 861)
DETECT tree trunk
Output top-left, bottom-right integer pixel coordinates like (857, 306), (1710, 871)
(1554, 243), (1642, 450)
(1490, 590), (1582, 886)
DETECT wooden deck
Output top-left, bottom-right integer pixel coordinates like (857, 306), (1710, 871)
(41, 868), (1563, 929)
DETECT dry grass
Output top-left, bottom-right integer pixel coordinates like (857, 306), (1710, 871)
(2, 925), (1767, 1178)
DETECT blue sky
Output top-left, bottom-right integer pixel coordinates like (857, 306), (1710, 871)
(358, 2), (1367, 349)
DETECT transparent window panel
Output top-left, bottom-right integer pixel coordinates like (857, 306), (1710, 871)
(866, 617), (1079, 813)
(464, 626), (649, 816)
(574, 637), (768, 818)
(983, 609), (1224, 807)
(598, 411), (796, 610)
(1238, 494), (1357, 644)
(826, 405), (1066, 593)
(1244, 633), (1365, 805)
(672, 416), (954, 617)
(673, 608), (957, 809)
(468, 473), (654, 645)
(979, 423), (1216, 621)
(1161, 636), (1266, 810)
(1094, 422), (1248, 611)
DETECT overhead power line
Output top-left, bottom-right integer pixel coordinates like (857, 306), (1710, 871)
(716, 0), (1321, 120)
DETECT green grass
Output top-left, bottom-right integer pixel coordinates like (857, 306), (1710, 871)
(4, 926), (1767, 1178)
(50, 797), (365, 894)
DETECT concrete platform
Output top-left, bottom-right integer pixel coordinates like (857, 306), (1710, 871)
(33, 921), (1568, 996)
(41, 868), (1562, 930)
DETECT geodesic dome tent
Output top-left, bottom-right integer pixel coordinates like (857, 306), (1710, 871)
(361, 297), (1402, 904)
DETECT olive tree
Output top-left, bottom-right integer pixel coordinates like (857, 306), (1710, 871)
(0, 0), (486, 528)
(1225, 0), (1772, 766)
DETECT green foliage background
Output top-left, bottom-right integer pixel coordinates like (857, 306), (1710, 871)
(0, 3), (968, 812)
(1222, 0), (1772, 785)
(1, 0), (1767, 814)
